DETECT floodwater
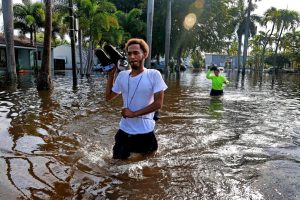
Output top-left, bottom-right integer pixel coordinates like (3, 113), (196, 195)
(0, 69), (300, 200)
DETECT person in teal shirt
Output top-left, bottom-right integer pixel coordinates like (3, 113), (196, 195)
(206, 65), (229, 96)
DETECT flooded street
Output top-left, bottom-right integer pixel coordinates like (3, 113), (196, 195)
(1, 70), (300, 200)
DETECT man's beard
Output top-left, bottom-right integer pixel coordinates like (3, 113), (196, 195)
(130, 60), (143, 70)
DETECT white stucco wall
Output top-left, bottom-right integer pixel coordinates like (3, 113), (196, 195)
(53, 45), (98, 70)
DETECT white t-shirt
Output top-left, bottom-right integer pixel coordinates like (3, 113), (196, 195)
(112, 68), (168, 134)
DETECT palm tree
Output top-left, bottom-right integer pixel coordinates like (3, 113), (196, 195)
(241, 0), (261, 75)
(281, 31), (300, 67)
(235, 12), (259, 73)
(259, 7), (278, 73)
(13, 0), (45, 69)
(232, 0), (245, 72)
(249, 31), (268, 69)
(51, 11), (68, 43)
(272, 9), (300, 75)
(115, 8), (146, 43)
(75, 0), (121, 76)
(37, 0), (52, 90)
(2, 0), (17, 80)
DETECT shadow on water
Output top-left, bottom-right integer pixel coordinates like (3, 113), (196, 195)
(0, 69), (300, 199)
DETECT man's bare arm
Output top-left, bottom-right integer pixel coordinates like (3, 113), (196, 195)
(105, 68), (119, 101)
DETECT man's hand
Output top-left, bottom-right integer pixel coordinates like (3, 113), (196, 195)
(210, 66), (217, 71)
(121, 108), (136, 118)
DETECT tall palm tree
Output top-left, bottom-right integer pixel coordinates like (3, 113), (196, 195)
(37, 0), (52, 90)
(2, 0), (17, 80)
(259, 7), (278, 73)
(232, 0), (245, 72)
(13, 0), (45, 69)
(13, 0), (45, 44)
(235, 13), (259, 73)
(241, 0), (261, 75)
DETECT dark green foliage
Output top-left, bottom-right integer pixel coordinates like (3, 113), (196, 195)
(115, 8), (146, 43)
(151, 0), (238, 60)
(109, 0), (145, 13)
(265, 53), (290, 68)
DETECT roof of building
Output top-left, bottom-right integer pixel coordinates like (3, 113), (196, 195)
(0, 33), (46, 49)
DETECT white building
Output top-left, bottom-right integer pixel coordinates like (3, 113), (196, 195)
(205, 53), (240, 69)
(53, 45), (98, 70)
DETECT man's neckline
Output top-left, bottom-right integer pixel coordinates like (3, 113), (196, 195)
(129, 68), (146, 77)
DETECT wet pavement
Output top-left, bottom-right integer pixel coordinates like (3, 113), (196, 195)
(0, 69), (300, 199)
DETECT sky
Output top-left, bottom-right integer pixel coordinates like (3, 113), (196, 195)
(253, 0), (300, 16)
(251, 0), (300, 31)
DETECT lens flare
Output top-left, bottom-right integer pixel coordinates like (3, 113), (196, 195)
(195, 0), (204, 9)
(184, 13), (197, 30)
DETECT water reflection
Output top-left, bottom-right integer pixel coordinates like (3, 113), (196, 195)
(0, 70), (300, 199)
(208, 97), (224, 119)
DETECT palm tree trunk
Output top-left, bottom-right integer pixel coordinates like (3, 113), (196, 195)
(30, 28), (33, 45)
(176, 46), (182, 77)
(34, 26), (38, 71)
(164, 0), (172, 76)
(37, 0), (52, 90)
(69, 0), (77, 86)
(237, 35), (242, 73)
(2, 0), (17, 80)
(86, 33), (93, 77)
(146, 0), (154, 68)
(242, 0), (252, 76)
(260, 24), (275, 74)
(272, 25), (285, 76)
(88, 44), (94, 75)
(78, 28), (84, 77)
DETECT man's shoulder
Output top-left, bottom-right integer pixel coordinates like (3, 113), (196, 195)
(118, 70), (130, 77)
(146, 68), (161, 76)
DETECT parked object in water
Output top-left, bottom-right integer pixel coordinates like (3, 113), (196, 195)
(264, 67), (296, 74)
(150, 61), (187, 73)
(151, 61), (165, 73)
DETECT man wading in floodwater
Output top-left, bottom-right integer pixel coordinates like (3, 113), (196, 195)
(105, 38), (168, 159)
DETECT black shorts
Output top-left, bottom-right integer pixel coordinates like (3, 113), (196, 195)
(113, 129), (158, 159)
(210, 89), (224, 96)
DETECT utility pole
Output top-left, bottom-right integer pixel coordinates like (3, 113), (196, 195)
(164, 0), (172, 75)
(69, 0), (77, 86)
(146, 0), (154, 68)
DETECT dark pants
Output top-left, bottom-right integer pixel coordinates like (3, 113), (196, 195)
(210, 89), (224, 96)
(113, 129), (158, 159)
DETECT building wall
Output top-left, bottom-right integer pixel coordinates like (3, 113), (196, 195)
(53, 45), (98, 70)
(205, 54), (240, 69)
(17, 49), (31, 70)
(0, 47), (54, 72)
(53, 45), (71, 69)
(35, 47), (54, 71)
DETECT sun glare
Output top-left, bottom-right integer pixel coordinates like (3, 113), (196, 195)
(194, 0), (204, 9)
(184, 13), (197, 30)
